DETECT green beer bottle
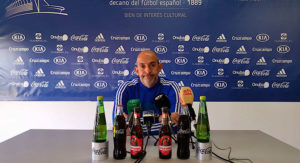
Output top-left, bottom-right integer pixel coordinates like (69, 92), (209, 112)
(93, 96), (107, 142)
(196, 96), (210, 142)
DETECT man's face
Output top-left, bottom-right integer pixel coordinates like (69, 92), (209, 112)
(135, 52), (162, 88)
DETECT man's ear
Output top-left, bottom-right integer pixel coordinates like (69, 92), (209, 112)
(134, 66), (138, 74)
(158, 63), (163, 72)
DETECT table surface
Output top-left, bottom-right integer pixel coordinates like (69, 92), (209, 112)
(1, 130), (300, 163)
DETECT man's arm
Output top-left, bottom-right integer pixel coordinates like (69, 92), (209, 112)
(167, 81), (181, 125)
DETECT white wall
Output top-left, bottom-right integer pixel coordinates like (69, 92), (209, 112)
(0, 101), (299, 150)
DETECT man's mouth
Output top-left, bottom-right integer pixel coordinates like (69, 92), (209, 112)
(142, 74), (154, 79)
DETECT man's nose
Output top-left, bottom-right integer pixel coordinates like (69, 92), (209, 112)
(144, 66), (152, 74)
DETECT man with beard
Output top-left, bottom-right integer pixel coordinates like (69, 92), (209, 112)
(113, 50), (180, 134)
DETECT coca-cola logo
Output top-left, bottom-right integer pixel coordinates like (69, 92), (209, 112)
(112, 58), (129, 64)
(71, 34), (88, 41)
(212, 46), (230, 53)
(93, 147), (108, 155)
(252, 70), (270, 76)
(192, 35), (209, 41)
(114, 129), (125, 135)
(31, 81), (49, 88)
(232, 58), (250, 64)
(272, 82), (289, 88)
(91, 46), (109, 53)
(10, 69), (28, 76)
(178, 129), (190, 134)
(196, 146), (212, 154)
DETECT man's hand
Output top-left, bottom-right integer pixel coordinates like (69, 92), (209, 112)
(122, 113), (131, 135)
(170, 112), (179, 125)
(123, 113), (128, 119)
(158, 112), (180, 125)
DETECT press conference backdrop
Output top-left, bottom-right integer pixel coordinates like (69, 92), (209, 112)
(0, 0), (299, 101)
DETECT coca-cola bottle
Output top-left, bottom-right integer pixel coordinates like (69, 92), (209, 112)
(130, 107), (143, 159)
(159, 107), (172, 159)
(113, 105), (127, 159)
(177, 104), (191, 159)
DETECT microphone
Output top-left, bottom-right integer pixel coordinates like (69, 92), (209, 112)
(154, 94), (175, 128)
(154, 93), (171, 115)
(179, 87), (196, 127)
(126, 99), (141, 130)
(143, 110), (155, 135)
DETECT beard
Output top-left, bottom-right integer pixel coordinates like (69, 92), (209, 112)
(141, 74), (158, 87)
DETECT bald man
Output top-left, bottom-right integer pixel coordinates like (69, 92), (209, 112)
(113, 50), (180, 134)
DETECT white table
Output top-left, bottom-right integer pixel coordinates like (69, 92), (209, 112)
(1, 130), (300, 163)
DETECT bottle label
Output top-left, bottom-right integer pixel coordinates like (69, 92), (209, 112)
(114, 129), (125, 137)
(130, 136), (143, 155)
(92, 141), (108, 160)
(94, 124), (107, 141)
(178, 128), (190, 135)
(159, 136), (172, 156)
(162, 113), (168, 119)
(196, 142), (212, 160)
(134, 113), (140, 118)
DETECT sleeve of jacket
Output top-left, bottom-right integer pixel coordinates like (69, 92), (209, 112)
(168, 81), (181, 113)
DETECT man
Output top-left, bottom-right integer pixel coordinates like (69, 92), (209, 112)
(113, 50), (180, 133)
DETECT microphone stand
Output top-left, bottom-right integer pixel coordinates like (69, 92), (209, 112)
(145, 121), (158, 144)
(187, 104), (197, 149)
(190, 124), (197, 149)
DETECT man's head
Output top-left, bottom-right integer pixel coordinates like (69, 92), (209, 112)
(135, 50), (162, 88)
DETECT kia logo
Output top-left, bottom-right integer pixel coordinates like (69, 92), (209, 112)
(94, 81), (107, 89)
(277, 45), (290, 53)
(53, 56), (67, 65)
(134, 34), (147, 42)
(32, 45), (46, 53)
(74, 69), (87, 77)
(214, 81), (227, 89)
(194, 69), (207, 77)
(12, 33), (25, 42)
(175, 57), (188, 65)
(256, 34), (269, 42)
(154, 45), (167, 54)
